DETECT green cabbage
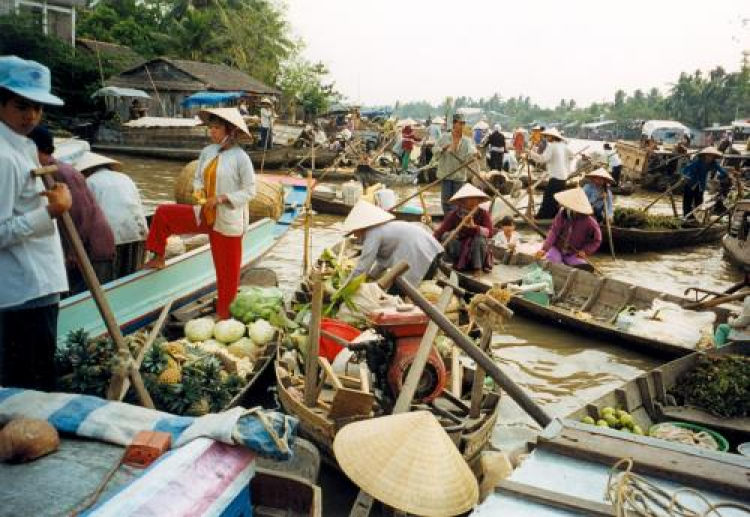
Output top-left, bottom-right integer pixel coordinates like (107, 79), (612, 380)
(230, 287), (284, 323)
(184, 317), (215, 342)
(247, 319), (275, 345)
(213, 318), (246, 344)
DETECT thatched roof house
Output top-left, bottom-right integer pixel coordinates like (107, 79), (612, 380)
(76, 38), (144, 71)
(105, 57), (279, 117)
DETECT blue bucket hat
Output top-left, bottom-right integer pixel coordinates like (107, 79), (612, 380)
(0, 56), (64, 106)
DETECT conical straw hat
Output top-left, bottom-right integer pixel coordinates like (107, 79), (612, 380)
(450, 183), (490, 204)
(698, 146), (723, 157)
(554, 187), (593, 215)
(333, 411), (479, 516)
(586, 167), (615, 183)
(198, 107), (252, 139)
(75, 152), (122, 173)
(541, 127), (565, 141)
(342, 200), (395, 235)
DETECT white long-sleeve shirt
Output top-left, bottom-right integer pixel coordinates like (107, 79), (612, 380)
(193, 144), (256, 237)
(86, 168), (149, 245)
(528, 141), (576, 180)
(0, 121), (67, 309)
(349, 221), (443, 287)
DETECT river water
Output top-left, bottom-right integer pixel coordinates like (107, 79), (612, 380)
(113, 153), (741, 514)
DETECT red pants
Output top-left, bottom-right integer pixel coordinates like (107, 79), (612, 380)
(146, 204), (242, 319)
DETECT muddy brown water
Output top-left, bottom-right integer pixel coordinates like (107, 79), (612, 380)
(114, 153), (740, 515)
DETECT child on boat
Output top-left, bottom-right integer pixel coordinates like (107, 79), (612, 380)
(494, 216), (520, 251)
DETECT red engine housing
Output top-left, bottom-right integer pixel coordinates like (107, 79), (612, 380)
(386, 336), (447, 404)
(370, 307), (448, 403)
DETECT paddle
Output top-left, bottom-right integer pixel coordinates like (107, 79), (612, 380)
(31, 165), (154, 408)
(602, 186), (617, 261)
(440, 206), (480, 249)
(642, 177), (685, 213)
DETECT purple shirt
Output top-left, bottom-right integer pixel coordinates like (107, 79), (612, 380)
(542, 210), (602, 256)
(53, 159), (115, 262)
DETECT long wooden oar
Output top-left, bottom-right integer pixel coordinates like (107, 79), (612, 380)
(32, 166), (154, 408)
(440, 206), (480, 249)
(388, 155), (478, 212)
(642, 177), (685, 212)
(603, 187), (617, 261)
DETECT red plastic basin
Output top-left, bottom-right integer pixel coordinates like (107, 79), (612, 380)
(319, 318), (362, 361)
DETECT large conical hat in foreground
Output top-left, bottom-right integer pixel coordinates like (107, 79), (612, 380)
(554, 187), (593, 215)
(197, 107), (251, 139)
(585, 167), (615, 184)
(342, 200), (395, 235)
(333, 411), (479, 516)
(450, 183), (490, 204)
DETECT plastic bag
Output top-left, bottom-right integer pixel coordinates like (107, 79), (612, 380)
(615, 299), (716, 349)
(521, 264), (554, 295)
(336, 282), (401, 322)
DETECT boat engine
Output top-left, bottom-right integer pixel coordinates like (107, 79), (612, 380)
(367, 307), (448, 404)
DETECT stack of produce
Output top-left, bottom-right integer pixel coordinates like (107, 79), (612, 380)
(670, 354), (750, 418)
(613, 207), (683, 230)
(580, 407), (645, 435)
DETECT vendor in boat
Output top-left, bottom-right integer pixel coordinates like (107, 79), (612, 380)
(143, 108), (256, 320)
(28, 125), (116, 293)
(400, 124), (420, 172)
(259, 97), (274, 150)
(433, 184), (494, 273)
(484, 124), (506, 171)
(76, 152), (149, 278)
(582, 168), (615, 223)
(343, 200), (443, 289)
(603, 143), (623, 186)
(680, 146), (728, 220)
(535, 187), (602, 268)
(527, 127), (576, 220)
(435, 113), (479, 214)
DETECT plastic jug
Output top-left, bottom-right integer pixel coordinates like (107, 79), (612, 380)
(341, 180), (364, 206)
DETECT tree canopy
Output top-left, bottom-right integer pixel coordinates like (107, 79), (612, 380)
(378, 64), (750, 130)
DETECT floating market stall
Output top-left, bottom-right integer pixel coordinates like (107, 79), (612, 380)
(518, 207), (727, 253)
(446, 244), (733, 359)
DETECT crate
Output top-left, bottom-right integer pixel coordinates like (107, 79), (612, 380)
(615, 141), (649, 178)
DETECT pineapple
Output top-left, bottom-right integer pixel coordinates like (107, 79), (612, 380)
(187, 397), (211, 416)
(163, 341), (186, 357)
(158, 366), (182, 385)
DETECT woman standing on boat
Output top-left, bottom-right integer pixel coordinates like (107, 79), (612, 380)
(582, 168), (615, 223)
(535, 188), (601, 269)
(433, 184), (494, 273)
(144, 108), (256, 320)
(680, 146), (727, 220)
(527, 128), (576, 220)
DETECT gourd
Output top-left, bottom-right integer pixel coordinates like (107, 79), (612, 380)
(0, 418), (60, 463)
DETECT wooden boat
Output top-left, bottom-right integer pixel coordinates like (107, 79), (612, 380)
(722, 199), (750, 271)
(275, 251), (500, 472)
(517, 217), (727, 253)
(567, 341), (750, 446)
(446, 245), (732, 359)
(57, 177), (309, 345)
(310, 189), (444, 222)
(0, 435), (322, 517)
(354, 164), (420, 187)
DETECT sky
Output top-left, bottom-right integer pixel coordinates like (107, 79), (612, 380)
(285, 0), (750, 108)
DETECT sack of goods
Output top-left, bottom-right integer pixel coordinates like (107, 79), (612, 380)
(615, 299), (716, 349)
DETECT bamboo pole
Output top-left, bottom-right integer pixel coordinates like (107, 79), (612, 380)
(440, 205), (480, 249)
(642, 177), (685, 212)
(388, 156), (478, 212)
(470, 326), (493, 418)
(32, 166), (154, 408)
(303, 269), (324, 407)
(602, 187), (617, 261)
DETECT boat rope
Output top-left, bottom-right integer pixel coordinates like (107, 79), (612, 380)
(606, 458), (750, 517)
(468, 286), (512, 331)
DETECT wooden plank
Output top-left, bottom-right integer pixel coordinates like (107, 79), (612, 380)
(652, 370), (668, 405)
(537, 420), (750, 498)
(581, 278), (607, 312)
(470, 328), (493, 418)
(615, 388), (630, 413)
(318, 357), (343, 390)
(496, 479), (617, 517)
(552, 269), (578, 303)
(635, 375), (656, 420)
(451, 346), (462, 397)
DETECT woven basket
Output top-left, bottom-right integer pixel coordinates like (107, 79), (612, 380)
(174, 160), (284, 222)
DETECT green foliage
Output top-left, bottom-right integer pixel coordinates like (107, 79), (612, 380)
(375, 63), (750, 130)
(278, 57), (338, 118)
(613, 207), (683, 229)
(671, 354), (750, 418)
(0, 13), (117, 118)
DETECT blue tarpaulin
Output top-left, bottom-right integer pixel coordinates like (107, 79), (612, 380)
(182, 91), (246, 108)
